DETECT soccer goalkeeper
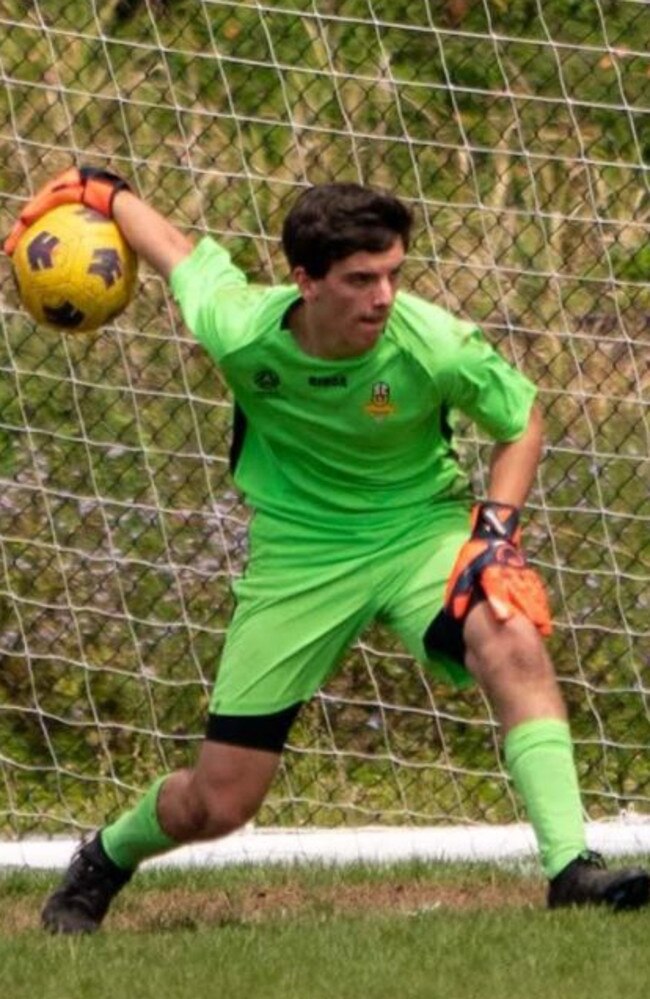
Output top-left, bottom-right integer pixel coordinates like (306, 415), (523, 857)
(5, 168), (649, 933)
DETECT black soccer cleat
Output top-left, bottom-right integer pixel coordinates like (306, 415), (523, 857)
(41, 833), (133, 934)
(548, 850), (650, 911)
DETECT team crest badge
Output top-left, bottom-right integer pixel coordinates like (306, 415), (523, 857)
(253, 368), (280, 392)
(364, 381), (396, 419)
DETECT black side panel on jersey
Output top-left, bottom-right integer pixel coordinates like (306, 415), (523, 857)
(229, 402), (247, 475)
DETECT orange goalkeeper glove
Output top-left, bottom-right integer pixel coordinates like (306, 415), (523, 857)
(444, 501), (552, 636)
(3, 166), (131, 256)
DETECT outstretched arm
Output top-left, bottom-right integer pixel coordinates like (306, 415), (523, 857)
(111, 190), (193, 281)
(3, 166), (193, 283)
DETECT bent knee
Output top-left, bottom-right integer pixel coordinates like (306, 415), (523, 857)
(464, 608), (552, 681)
(190, 782), (262, 840)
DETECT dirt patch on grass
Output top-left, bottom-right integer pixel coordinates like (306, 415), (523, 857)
(2, 878), (544, 935)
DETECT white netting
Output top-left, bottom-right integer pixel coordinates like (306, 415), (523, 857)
(0, 0), (648, 843)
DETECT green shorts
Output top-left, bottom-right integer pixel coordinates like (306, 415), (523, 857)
(210, 503), (473, 716)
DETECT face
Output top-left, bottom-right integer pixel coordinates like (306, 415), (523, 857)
(293, 239), (405, 358)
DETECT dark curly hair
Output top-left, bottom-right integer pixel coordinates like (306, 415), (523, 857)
(281, 183), (413, 278)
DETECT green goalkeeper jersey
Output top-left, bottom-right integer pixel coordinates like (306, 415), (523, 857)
(170, 237), (537, 529)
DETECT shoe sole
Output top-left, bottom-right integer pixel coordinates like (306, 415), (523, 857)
(41, 900), (100, 935)
(42, 913), (99, 934)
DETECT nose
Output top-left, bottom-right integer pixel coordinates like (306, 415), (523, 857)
(373, 276), (394, 309)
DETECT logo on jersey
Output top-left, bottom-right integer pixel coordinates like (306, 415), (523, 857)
(364, 381), (396, 419)
(253, 368), (281, 392)
(308, 374), (347, 388)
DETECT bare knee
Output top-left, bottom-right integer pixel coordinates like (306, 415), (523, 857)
(192, 778), (261, 839)
(466, 612), (551, 683)
(462, 604), (565, 728)
(162, 771), (263, 842)
(158, 743), (281, 843)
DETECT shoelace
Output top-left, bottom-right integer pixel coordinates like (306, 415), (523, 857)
(576, 849), (606, 869)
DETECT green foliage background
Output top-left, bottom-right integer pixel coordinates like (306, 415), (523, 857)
(0, 0), (648, 835)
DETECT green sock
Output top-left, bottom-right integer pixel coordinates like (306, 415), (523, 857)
(504, 718), (587, 879)
(100, 776), (178, 871)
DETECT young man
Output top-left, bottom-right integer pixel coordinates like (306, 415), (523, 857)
(5, 168), (649, 932)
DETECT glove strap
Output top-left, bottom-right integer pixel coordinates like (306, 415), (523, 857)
(471, 501), (521, 544)
(79, 167), (131, 217)
(3, 166), (131, 256)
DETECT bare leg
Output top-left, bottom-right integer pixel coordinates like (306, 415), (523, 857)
(41, 740), (284, 933)
(463, 601), (586, 880)
(462, 601), (566, 731)
(158, 741), (282, 842)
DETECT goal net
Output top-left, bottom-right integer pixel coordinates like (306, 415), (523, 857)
(1, 0), (648, 862)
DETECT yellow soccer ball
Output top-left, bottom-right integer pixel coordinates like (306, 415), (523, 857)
(11, 203), (137, 332)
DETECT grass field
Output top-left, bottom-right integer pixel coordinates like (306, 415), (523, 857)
(1, 860), (649, 999)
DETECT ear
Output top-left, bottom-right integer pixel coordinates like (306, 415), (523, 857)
(292, 266), (319, 302)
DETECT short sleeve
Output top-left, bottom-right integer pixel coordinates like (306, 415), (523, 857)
(169, 237), (265, 362)
(440, 324), (537, 441)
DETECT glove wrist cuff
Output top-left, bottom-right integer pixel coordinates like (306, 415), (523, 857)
(471, 501), (521, 543)
(80, 171), (131, 218)
(82, 179), (119, 217)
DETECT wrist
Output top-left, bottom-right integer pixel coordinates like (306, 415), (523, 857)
(471, 501), (521, 543)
